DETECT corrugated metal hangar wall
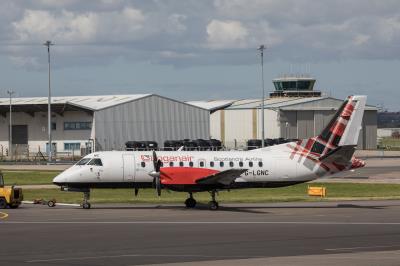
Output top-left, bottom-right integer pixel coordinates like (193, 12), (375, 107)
(94, 95), (210, 150)
(277, 97), (377, 150)
(279, 110), (377, 149)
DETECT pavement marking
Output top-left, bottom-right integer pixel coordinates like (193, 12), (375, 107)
(0, 212), (8, 219)
(26, 254), (251, 263)
(3, 221), (400, 225)
(325, 245), (400, 251)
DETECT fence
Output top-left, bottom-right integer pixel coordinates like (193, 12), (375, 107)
(0, 144), (90, 162)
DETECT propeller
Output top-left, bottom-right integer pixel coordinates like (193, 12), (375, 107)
(148, 150), (163, 196)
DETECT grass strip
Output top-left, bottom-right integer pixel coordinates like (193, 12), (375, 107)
(2, 171), (60, 185)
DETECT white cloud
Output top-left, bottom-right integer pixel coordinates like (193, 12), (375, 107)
(9, 55), (41, 69)
(12, 7), (147, 44)
(166, 14), (187, 34)
(353, 34), (370, 46)
(1, 0), (400, 69)
(206, 19), (248, 49)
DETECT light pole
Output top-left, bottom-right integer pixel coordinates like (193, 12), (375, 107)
(257, 45), (266, 147)
(44, 40), (54, 163)
(7, 90), (14, 160)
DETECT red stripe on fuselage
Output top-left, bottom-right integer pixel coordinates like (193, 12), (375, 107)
(160, 167), (220, 185)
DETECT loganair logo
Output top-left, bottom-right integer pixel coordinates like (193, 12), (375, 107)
(141, 155), (194, 163)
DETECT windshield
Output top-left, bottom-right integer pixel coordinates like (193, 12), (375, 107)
(76, 158), (91, 165)
(88, 158), (103, 166)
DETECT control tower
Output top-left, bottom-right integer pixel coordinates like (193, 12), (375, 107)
(270, 75), (321, 98)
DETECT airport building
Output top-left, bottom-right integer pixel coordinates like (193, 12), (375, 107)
(188, 76), (378, 150)
(0, 94), (209, 158)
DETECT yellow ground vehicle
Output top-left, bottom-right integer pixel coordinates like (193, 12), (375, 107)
(0, 171), (23, 209)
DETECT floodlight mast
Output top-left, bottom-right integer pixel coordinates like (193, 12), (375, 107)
(257, 45), (266, 147)
(7, 90), (14, 160)
(44, 40), (54, 163)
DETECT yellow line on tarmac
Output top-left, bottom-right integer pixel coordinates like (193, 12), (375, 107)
(0, 212), (9, 220)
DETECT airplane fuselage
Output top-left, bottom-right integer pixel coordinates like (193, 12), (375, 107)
(53, 144), (348, 192)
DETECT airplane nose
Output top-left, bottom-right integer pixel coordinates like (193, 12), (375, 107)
(53, 173), (67, 186)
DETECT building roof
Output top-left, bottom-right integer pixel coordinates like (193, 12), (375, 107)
(186, 100), (235, 112)
(196, 96), (377, 111)
(0, 94), (151, 111)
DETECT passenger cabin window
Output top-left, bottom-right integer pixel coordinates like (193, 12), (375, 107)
(141, 162), (146, 168)
(220, 161), (224, 167)
(249, 161), (253, 167)
(258, 161), (263, 167)
(210, 161), (214, 167)
(88, 158), (103, 166)
(239, 161), (243, 167)
(76, 158), (91, 165)
(179, 161), (184, 167)
(189, 161), (194, 167)
(169, 161), (174, 167)
(229, 161), (234, 167)
(199, 161), (204, 167)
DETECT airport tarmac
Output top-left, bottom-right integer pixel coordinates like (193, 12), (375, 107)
(1, 200), (400, 266)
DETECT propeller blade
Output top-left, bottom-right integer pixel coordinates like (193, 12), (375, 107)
(150, 150), (162, 196)
(155, 176), (161, 197)
(152, 150), (158, 170)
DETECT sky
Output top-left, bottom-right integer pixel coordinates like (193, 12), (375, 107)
(0, 0), (399, 110)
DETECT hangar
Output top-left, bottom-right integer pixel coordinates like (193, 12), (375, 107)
(188, 76), (377, 150)
(0, 94), (209, 158)
(201, 97), (377, 150)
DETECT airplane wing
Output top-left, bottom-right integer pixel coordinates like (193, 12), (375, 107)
(195, 169), (247, 186)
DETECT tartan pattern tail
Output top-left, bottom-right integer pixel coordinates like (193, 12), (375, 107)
(289, 96), (364, 161)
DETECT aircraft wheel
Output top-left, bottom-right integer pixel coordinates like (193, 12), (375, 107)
(185, 198), (196, 208)
(0, 198), (7, 209)
(82, 202), (91, 209)
(47, 200), (56, 208)
(208, 201), (219, 210)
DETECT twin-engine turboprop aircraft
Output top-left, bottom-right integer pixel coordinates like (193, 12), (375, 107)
(53, 95), (367, 210)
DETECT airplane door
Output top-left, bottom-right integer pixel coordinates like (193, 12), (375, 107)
(123, 154), (135, 181)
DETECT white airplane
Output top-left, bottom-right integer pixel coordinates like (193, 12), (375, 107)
(53, 95), (367, 210)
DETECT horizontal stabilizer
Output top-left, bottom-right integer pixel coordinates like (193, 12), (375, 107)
(196, 169), (247, 186)
(319, 145), (356, 165)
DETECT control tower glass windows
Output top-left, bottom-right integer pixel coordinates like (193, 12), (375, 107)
(273, 79), (316, 91)
(297, 81), (312, 90)
(274, 82), (283, 91)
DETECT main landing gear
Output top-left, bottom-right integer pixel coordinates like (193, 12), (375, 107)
(82, 191), (91, 209)
(208, 190), (219, 210)
(185, 193), (197, 208)
(184, 191), (219, 210)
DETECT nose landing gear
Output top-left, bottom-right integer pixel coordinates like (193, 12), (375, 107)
(82, 191), (91, 209)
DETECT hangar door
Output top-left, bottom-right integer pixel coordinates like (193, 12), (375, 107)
(297, 111), (314, 139)
(11, 125), (28, 144)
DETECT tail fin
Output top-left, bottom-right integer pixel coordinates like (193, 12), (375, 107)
(320, 95), (366, 149)
(288, 96), (366, 162)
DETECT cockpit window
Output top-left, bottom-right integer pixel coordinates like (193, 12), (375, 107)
(76, 158), (91, 165)
(88, 158), (103, 166)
